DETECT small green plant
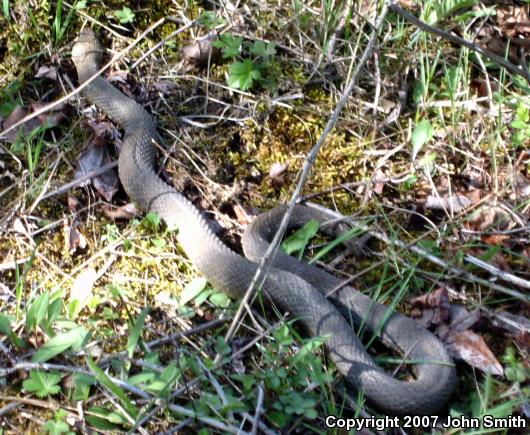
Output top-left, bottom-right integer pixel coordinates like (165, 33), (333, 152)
(2, 0), (9, 20)
(23, 370), (62, 397)
(127, 353), (180, 396)
(510, 102), (530, 147)
(42, 410), (74, 435)
(281, 219), (319, 258)
(198, 11), (226, 30)
(52, 0), (86, 44)
(114, 6), (135, 24)
(233, 324), (331, 428)
(502, 347), (529, 383)
(213, 35), (277, 91)
(411, 118), (434, 161)
(141, 211), (161, 231)
(179, 277), (231, 311)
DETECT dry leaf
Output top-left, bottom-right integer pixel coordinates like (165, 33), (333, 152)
(67, 195), (79, 213)
(269, 162), (288, 188)
(74, 143), (119, 201)
(424, 194), (471, 212)
(101, 203), (137, 220)
(449, 306), (481, 332)
(491, 310), (530, 336)
(496, 5), (530, 37)
(1, 106), (40, 141)
(409, 287), (450, 327)
(447, 330), (504, 376)
(35, 65), (58, 80)
(67, 224), (88, 254)
(181, 33), (219, 68)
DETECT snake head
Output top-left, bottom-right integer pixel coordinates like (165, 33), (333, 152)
(72, 28), (103, 72)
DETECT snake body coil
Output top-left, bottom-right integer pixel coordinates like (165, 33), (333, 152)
(72, 29), (456, 415)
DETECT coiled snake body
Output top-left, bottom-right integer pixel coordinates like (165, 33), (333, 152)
(72, 29), (456, 415)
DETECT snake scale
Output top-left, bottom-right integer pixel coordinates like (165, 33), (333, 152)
(72, 29), (456, 415)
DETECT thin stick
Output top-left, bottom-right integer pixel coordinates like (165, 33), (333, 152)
(40, 161), (118, 200)
(222, 1), (390, 344)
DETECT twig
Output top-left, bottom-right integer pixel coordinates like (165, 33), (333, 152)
(0, 402), (22, 418)
(222, 1), (390, 345)
(40, 161), (118, 200)
(251, 383), (265, 435)
(464, 255), (530, 291)
(388, 2), (529, 84)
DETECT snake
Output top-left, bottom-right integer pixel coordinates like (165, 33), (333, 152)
(71, 29), (456, 415)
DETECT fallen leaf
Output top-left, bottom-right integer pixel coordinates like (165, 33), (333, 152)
(424, 194), (471, 212)
(447, 329), (504, 376)
(1, 106), (40, 141)
(74, 143), (119, 201)
(491, 310), (530, 336)
(496, 5), (530, 38)
(66, 224), (87, 254)
(485, 38), (519, 64)
(269, 162), (288, 188)
(182, 33), (220, 67)
(409, 287), (450, 327)
(35, 65), (58, 81)
(67, 195), (79, 213)
(449, 306), (481, 332)
(101, 203), (137, 220)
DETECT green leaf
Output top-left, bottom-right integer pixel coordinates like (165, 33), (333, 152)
(411, 119), (434, 161)
(250, 40), (276, 57)
(142, 212), (160, 230)
(180, 277), (208, 306)
(127, 307), (150, 358)
(27, 291), (50, 332)
(23, 370), (62, 397)
(213, 34), (243, 59)
(32, 326), (89, 362)
(68, 268), (96, 319)
(292, 336), (328, 365)
(114, 6), (135, 24)
(0, 314), (25, 347)
(228, 59), (261, 91)
(87, 406), (130, 425)
(209, 292), (230, 307)
(85, 415), (120, 431)
(42, 418), (70, 435)
(282, 219), (319, 257)
(87, 358), (139, 418)
(2, 0), (9, 19)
